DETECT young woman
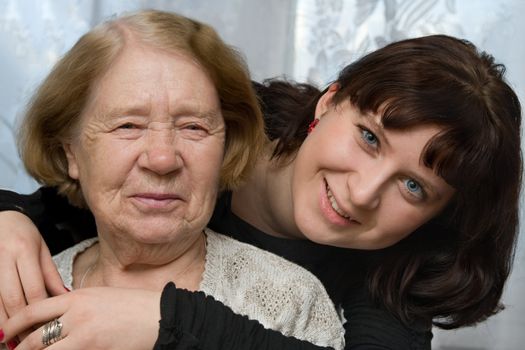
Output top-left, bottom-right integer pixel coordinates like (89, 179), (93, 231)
(0, 34), (522, 350)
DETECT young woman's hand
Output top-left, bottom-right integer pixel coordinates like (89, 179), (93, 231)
(0, 287), (161, 350)
(0, 211), (66, 327)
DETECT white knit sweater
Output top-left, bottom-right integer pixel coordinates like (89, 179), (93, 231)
(53, 228), (345, 349)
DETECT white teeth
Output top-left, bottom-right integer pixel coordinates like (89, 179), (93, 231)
(326, 184), (351, 219)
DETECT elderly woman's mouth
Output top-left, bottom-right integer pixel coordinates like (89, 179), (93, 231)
(130, 193), (184, 210)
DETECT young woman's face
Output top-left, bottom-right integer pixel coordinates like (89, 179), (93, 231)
(291, 87), (455, 249)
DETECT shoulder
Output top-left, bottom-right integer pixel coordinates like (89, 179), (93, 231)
(204, 228), (329, 290)
(342, 286), (432, 349)
(202, 228), (345, 349)
(52, 237), (98, 290)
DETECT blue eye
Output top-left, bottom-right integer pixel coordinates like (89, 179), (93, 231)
(361, 129), (378, 147)
(404, 179), (424, 198)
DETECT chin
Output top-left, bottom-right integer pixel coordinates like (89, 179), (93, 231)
(299, 225), (354, 249)
(121, 221), (188, 244)
(303, 233), (338, 247)
(123, 231), (175, 245)
(296, 223), (325, 244)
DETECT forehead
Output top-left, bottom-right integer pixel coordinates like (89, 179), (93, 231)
(83, 43), (220, 117)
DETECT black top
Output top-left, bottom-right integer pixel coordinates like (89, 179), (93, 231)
(0, 187), (432, 349)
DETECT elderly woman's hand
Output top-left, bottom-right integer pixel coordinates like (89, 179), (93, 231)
(1, 287), (161, 350)
(0, 211), (65, 331)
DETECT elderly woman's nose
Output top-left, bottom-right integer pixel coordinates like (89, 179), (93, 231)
(138, 127), (183, 175)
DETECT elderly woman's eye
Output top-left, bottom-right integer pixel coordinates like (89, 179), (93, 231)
(118, 122), (138, 129)
(179, 123), (210, 140)
(184, 123), (207, 132)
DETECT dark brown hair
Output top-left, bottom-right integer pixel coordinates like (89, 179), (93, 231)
(19, 10), (265, 207)
(260, 35), (522, 329)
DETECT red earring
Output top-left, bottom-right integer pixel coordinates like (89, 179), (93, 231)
(307, 118), (319, 134)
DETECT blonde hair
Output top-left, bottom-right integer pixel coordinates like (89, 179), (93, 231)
(19, 10), (265, 207)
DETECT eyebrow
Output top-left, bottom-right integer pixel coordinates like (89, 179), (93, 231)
(101, 102), (221, 121)
(102, 104), (151, 119)
(173, 103), (222, 121)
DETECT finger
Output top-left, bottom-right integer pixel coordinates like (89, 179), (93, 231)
(0, 299), (20, 350)
(46, 336), (77, 350)
(5, 339), (20, 350)
(42, 330), (81, 350)
(17, 251), (49, 305)
(0, 259), (27, 318)
(10, 317), (68, 350)
(40, 244), (67, 296)
(0, 294), (8, 324)
(1, 296), (66, 341)
(14, 251), (53, 341)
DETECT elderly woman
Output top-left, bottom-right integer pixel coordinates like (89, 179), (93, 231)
(0, 10), (344, 350)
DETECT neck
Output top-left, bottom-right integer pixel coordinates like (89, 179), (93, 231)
(74, 232), (206, 291)
(231, 151), (304, 239)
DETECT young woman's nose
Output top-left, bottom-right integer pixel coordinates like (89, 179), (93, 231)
(137, 129), (183, 175)
(346, 170), (383, 210)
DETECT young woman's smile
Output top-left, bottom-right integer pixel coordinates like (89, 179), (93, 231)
(320, 178), (361, 226)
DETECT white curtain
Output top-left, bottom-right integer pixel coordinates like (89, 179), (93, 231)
(1, 0), (524, 348)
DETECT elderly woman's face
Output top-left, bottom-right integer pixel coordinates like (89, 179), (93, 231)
(63, 44), (225, 244)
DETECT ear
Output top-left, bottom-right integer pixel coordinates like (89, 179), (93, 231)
(314, 83), (340, 118)
(63, 142), (80, 180)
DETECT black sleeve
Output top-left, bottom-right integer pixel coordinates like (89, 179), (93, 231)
(0, 187), (96, 255)
(342, 288), (432, 350)
(154, 282), (335, 350)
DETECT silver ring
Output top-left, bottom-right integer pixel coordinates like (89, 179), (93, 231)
(42, 318), (63, 346)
